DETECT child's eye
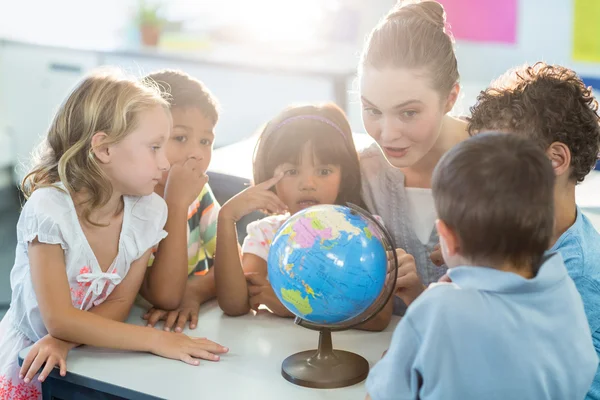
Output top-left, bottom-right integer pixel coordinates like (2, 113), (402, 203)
(151, 145), (161, 152)
(363, 107), (382, 117)
(402, 110), (418, 118)
(200, 138), (213, 146)
(317, 168), (333, 176)
(284, 169), (298, 176)
(173, 135), (187, 143)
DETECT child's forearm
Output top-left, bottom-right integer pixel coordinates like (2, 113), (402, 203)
(54, 298), (135, 351)
(89, 296), (134, 323)
(143, 205), (189, 310)
(214, 215), (251, 316)
(46, 306), (163, 352)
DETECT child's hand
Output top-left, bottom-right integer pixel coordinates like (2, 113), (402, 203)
(245, 272), (294, 317)
(143, 284), (201, 332)
(430, 243), (444, 267)
(152, 331), (228, 366)
(220, 174), (287, 223)
(164, 157), (209, 209)
(20, 335), (74, 383)
(394, 249), (425, 307)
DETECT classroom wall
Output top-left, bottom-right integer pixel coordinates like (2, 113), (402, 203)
(1, 0), (599, 133)
(0, 0), (600, 122)
(447, 0), (599, 115)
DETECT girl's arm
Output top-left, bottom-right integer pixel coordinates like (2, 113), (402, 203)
(29, 239), (227, 363)
(20, 247), (158, 381)
(214, 174), (286, 316)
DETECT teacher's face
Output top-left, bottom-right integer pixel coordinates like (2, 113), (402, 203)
(360, 67), (449, 169)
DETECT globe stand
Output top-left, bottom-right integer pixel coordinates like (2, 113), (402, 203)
(281, 328), (369, 389)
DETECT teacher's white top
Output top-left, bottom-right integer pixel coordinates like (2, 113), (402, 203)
(20, 303), (399, 400)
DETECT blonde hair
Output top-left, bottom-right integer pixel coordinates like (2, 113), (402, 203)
(22, 68), (169, 225)
(360, 0), (459, 96)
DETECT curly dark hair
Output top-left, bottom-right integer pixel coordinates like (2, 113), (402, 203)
(468, 62), (600, 183)
(146, 69), (219, 123)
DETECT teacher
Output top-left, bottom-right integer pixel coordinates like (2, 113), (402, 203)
(357, 1), (469, 308)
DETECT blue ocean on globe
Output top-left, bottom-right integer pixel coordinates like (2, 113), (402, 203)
(267, 205), (388, 325)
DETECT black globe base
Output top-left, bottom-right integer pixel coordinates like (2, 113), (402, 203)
(281, 329), (369, 389)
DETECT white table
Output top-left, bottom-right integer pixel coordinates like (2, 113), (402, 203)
(19, 302), (399, 400)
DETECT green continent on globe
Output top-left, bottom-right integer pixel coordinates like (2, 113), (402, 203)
(280, 288), (313, 315)
(311, 218), (326, 230)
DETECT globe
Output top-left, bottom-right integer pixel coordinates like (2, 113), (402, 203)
(268, 204), (388, 325)
(267, 203), (398, 389)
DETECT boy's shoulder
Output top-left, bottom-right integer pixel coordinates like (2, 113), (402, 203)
(404, 282), (477, 334)
(552, 210), (600, 278)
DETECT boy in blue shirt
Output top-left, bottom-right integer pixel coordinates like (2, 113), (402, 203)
(469, 63), (600, 399)
(366, 133), (597, 400)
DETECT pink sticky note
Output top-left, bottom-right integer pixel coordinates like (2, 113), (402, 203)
(440, 0), (517, 44)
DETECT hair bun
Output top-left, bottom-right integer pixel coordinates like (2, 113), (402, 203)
(387, 1), (447, 32)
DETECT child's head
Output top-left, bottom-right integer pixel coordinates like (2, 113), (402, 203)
(432, 132), (555, 274)
(146, 70), (220, 186)
(253, 103), (362, 215)
(23, 69), (171, 219)
(469, 62), (600, 186)
(359, 0), (460, 169)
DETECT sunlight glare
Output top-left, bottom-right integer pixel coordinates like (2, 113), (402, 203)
(234, 0), (323, 46)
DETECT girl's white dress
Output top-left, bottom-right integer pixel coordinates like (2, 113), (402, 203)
(0, 184), (167, 400)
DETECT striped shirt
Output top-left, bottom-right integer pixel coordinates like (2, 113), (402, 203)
(149, 184), (220, 276)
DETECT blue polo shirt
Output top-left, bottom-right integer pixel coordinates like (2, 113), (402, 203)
(366, 254), (597, 400)
(550, 208), (600, 400)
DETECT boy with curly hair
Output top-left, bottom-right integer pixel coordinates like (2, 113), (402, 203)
(469, 62), (600, 399)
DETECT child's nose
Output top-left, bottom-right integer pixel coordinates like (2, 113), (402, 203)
(299, 173), (316, 190)
(188, 144), (204, 161)
(159, 153), (170, 171)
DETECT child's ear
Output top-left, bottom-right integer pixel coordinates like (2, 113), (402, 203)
(546, 142), (571, 177)
(443, 83), (460, 114)
(436, 219), (459, 258)
(90, 132), (111, 163)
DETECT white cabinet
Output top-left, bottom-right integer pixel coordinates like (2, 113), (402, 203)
(100, 55), (337, 148)
(0, 42), (98, 183)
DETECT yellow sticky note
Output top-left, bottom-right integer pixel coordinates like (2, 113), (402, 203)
(573, 0), (600, 62)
